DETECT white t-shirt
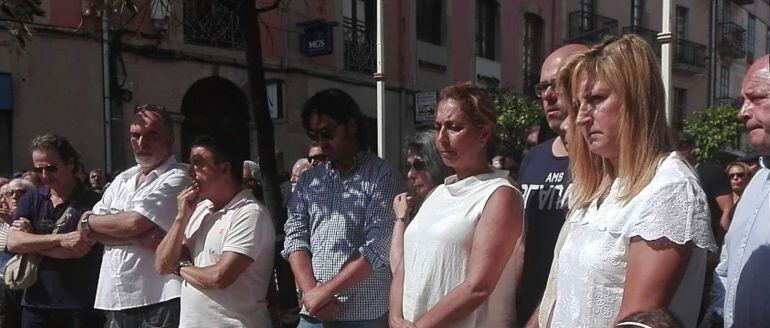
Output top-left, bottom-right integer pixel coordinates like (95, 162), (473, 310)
(92, 156), (192, 310)
(550, 153), (716, 328)
(180, 189), (275, 328)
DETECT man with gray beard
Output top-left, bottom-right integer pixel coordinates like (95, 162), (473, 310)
(79, 105), (192, 327)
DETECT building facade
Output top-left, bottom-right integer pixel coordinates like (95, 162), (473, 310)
(0, 0), (564, 174)
(2, 0), (763, 175)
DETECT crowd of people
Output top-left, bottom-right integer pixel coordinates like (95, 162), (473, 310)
(0, 33), (768, 328)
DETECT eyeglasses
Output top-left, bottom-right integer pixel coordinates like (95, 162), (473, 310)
(4, 189), (26, 197)
(307, 154), (327, 163)
(729, 172), (746, 178)
(31, 165), (58, 174)
(405, 160), (426, 171)
(534, 80), (556, 98)
(306, 122), (341, 141)
(134, 104), (165, 114)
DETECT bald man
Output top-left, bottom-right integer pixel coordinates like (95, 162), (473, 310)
(83, 105), (192, 327)
(702, 55), (770, 327)
(516, 44), (587, 326)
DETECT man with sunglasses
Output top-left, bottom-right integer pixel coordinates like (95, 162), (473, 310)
(7, 134), (103, 327)
(283, 89), (403, 327)
(307, 143), (327, 167)
(80, 105), (192, 327)
(517, 44), (587, 327)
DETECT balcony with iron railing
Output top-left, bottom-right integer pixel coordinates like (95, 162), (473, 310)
(718, 22), (746, 59)
(673, 39), (707, 74)
(714, 97), (742, 108)
(342, 17), (375, 74)
(622, 25), (660, 54)
(566, 11), (618, 44)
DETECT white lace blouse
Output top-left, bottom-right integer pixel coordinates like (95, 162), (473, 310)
(550, 152), (716, 328)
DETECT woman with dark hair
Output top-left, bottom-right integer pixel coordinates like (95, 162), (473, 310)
(390, 130), (452, 271)
(390, 82), (523, 328)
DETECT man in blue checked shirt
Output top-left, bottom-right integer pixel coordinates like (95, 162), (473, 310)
(283, 89), (404, 327)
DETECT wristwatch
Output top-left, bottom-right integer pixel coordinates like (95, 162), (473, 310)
(79, 211), (93, 233)
(173, 260), (194, 276)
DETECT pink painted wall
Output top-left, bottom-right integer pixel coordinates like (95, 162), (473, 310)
(451, 0), (473, 82)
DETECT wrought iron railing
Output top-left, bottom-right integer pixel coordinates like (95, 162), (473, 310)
(714, 97), (742, 108)
(343, 17), (375, 74)
(718, 22), (746, 58)
(674, 39), (707, 69)
(622, 25), (660, 51)
(567, 11), (618, 44)
(183, 1), (243, 50)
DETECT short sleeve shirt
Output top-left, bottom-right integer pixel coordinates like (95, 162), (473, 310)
(92, 156), (193, 310)
(12, 184), (103, 309)
(180, 190), (275, 327)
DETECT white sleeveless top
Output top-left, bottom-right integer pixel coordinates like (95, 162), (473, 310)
(550, 152), (716, 328)
(401, 170), (520, 327)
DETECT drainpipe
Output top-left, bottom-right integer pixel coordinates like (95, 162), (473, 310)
(659, 0), (674, 134)
(375, 0), (385, 158)
(101, 0), (112, 172)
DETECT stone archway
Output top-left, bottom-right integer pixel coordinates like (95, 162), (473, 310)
(180, 76), (251, 163)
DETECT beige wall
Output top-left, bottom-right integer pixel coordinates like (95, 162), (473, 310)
(2, 32), (104, 172)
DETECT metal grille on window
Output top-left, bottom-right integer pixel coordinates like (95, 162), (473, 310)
(343, 0), (375, 73)
(183, 0), (244, 50)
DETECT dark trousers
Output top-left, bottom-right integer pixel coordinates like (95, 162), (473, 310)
(103, 298), (179, 328)
(0, 281), (22, 328)
(21, 307), (103, 328)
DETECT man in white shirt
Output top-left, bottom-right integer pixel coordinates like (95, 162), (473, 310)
(79, 105), (192, 327)
(155, 135), (275, 327)
(701, 54), (770, 327)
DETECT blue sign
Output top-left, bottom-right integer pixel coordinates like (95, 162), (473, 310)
(0, 73), (11, 112)
(298, 20), (338, 57)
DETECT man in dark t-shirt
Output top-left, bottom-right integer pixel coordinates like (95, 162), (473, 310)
(7, 134), (103, 327)
(515, 44), (587, 326)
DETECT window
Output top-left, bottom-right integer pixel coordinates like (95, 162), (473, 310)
(343, 0), (375, 73)
(416, 0), (443, 45)
(631, 0), (644, 27)
(523, 13), (544, 98)
(719, 65), (730, 98)
(580, 0), (594, 13)
(676, 6), (688, 40)
(674, 88), (687, 129)
(748, 15), (756, 63)
(183, 0), (243, 49)
(766, 27), (770, 55)
(476, 0), (500, 60)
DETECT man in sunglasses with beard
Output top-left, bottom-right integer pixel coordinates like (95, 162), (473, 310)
(283, 89), (403, 327)
(79, 105), (192, 327)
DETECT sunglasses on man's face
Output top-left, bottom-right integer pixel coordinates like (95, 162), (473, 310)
(729, 172), (746, 179)
(405, 160), (427, 171)
(307, 154), (327, 163)
(31, 165), (58, 174)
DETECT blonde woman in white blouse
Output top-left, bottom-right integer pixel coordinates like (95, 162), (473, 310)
(538, 35), (716, 328)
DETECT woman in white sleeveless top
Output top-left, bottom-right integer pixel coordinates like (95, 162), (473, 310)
(537, 35), (715, 328)
(389, 82), (524, 328)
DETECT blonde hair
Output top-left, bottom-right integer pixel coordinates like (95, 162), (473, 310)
(558, 35), (672, 210)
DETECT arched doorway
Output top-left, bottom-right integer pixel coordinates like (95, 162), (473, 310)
(180, 77), (250, 163)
